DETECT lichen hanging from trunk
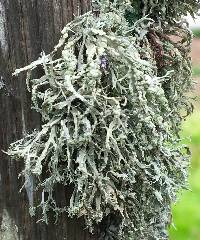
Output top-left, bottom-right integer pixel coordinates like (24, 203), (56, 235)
(0, 209), (19, 240)
(7, 0), (200, 239)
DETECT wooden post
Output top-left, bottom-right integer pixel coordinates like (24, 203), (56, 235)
(0, 1), (96, 239)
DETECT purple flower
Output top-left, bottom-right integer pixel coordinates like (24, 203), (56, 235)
(100, 55), (109, 72)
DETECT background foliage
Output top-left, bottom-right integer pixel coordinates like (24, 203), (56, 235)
(170, 34), (200, 239)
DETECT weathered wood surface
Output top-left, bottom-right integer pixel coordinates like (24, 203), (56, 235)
(0, 1), (97, 239)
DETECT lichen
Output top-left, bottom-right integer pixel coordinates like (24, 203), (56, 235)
(7, 0), (200, 239)
(0, 209), (19, 240)
(0, 1), (8, 53)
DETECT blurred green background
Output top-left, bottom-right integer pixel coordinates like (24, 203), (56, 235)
(169, 31), (200, 240)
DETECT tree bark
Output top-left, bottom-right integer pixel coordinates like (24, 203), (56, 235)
(0, 1), (96, 239)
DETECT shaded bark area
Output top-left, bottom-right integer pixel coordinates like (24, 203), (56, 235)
(0, 0), (96, 239)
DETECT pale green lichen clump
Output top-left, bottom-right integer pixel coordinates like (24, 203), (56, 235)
(8, 0), (200, 239)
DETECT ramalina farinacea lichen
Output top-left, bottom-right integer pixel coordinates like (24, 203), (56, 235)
(7, 0), (200, 239)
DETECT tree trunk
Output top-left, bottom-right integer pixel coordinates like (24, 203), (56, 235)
(0, 1), (96, 239)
